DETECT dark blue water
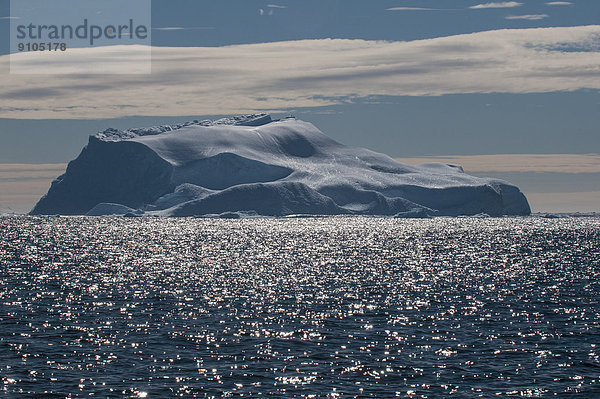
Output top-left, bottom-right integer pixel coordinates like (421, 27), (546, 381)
(1, 216), (599, 397)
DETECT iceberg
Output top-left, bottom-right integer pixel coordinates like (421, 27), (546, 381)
(0, 205), (15, 216)
(85, 203), (139, 217)
(30, 114), (531, 217)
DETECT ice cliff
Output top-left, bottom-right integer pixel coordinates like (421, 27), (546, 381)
(30, 114), (531, 217)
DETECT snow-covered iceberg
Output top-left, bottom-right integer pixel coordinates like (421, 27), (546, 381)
(30, 114), (531, 217)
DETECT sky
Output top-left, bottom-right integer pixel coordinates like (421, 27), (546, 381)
(0, 0), (599, 213)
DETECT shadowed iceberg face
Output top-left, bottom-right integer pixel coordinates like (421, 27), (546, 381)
(171, 152), (292, 190)
(170, 182), (345, 217)
(272, 131), (317, 158)
(30, 114), (531, 217)
(31, 137), (173, 216)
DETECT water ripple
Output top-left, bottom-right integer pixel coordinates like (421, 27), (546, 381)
(1, 216), (599, 397)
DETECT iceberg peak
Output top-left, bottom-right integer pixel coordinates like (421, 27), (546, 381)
(96, 113), (275, 142)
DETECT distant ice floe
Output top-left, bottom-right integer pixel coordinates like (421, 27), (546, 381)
(0, 205), (16, 216)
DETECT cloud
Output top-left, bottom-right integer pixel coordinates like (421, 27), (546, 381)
(470, 1), (522, 9)
(4, 88), (63, 100)
(0, 16), (19, 19)
(386, 7), (440, 11)
(259, 8), (274, 15)
(546, 1), (573, 5)
(153, 26), (214, 31)
(259, 4), (285, 15)
(1, 25), (599, 119)
(0, 163), (67, 180)
(506, 14), (549, 20)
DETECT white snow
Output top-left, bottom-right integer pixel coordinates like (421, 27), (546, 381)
(30, 115), (531, 217)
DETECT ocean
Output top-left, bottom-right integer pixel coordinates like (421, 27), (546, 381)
(1, 216), (599, 397)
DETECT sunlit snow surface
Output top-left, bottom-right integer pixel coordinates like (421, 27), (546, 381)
(1, 216), (599, 397)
